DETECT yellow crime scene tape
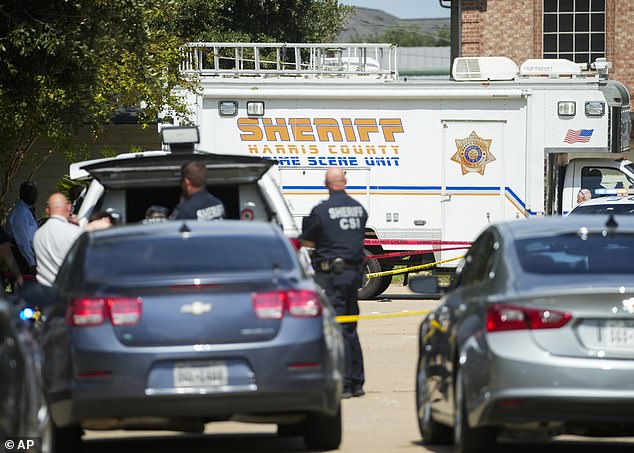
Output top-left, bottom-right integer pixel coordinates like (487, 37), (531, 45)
(336, 310), (430, 323)
(333, 255), (465, 323)
(365, 255), (465, 279)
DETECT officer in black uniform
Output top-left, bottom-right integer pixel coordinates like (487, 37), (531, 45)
(301, 167), (368, 398)
(170, 161), (225, 221)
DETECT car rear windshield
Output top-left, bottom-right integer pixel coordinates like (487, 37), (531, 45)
(516, 233), (634, 274)
(85, 235), (294, 280)
(570, 204), (634, 216)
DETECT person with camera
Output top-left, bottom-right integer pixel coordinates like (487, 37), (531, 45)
(34, 193), (111, 288)
(17, 193), (111, 309)
(300, 167), (368, 399)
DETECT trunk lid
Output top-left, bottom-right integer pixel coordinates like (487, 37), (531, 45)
(100, 275), (288, 346)
(510, 289), (634, 360)
(80, 153), (275, 189)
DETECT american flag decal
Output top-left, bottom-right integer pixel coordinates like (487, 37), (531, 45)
(564, 129), (593, 144)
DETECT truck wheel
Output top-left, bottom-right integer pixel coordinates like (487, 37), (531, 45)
(358, 250), (392, 299)
(303, 406), (342, 451)
(375, 273), (393, 295)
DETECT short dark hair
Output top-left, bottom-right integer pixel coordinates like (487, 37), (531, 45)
(181, 161), (207, 188)
(145, 205), (169, 218)
(19, 181), (37, 204)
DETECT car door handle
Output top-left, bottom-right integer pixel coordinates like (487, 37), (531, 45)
(441, 194), (452, 203)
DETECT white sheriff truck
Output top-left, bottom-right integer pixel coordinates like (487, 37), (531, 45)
(171, 43), (632, 298)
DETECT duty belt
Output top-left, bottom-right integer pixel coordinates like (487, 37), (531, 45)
(317, 258), (362, 274)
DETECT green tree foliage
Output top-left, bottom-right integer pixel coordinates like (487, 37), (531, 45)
(171, 0), (353, 43)
(352, 25), (450, 47)
(0, 0), (352, 213)
(0, 0), (191, 212)
(436, 29), (450, 47)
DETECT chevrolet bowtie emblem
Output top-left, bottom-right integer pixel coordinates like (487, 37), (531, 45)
(180, 301), (212, 316)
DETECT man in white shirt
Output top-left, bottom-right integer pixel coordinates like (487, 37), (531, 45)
(33, 193), (81, 287)
(6, 181), (38, 273)
(33, 193), (110, 287)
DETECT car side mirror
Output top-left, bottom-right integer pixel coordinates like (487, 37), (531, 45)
(408, 275), (442, 296)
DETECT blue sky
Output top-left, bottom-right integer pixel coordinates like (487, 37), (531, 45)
(340, 0), (450, 19)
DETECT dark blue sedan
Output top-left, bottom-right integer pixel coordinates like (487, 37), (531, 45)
(40, 221), (344, 452)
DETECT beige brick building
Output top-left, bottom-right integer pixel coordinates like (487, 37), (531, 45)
(448, 0), (634, 104)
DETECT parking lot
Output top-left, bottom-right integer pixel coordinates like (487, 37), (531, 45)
(78, 285), (634, 453)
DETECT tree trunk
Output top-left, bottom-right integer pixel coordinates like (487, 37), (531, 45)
(27, 146), (56, 180)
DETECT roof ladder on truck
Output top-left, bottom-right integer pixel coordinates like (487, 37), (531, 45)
(180, 42), (399, 80)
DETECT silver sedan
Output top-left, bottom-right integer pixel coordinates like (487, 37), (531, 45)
(414, 215), (634, 453)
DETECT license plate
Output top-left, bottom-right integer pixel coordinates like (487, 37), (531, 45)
(173, 361), (228, 388)
(603, 321), (634, 349)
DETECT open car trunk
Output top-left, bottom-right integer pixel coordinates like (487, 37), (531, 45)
(77, 153), (276, 224)
(124, 185), (242, 222)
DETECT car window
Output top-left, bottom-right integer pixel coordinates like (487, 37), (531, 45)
(516, 233), (634, 274)
(84, 234), (295, 281)
(570, 203), (634, 216)
(581, 166), (634, 198)
(457, 231), (498, 286)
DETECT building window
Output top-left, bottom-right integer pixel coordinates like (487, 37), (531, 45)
(543, 0), (605, 63)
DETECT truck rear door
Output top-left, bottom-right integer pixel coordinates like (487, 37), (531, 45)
(440, 121), (506, 263)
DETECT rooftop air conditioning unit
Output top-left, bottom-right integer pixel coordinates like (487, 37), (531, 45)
(452, 57), (519, 81)
(519, 59), (582, 77)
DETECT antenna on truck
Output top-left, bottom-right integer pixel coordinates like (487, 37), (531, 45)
(161, 126), (200, 153)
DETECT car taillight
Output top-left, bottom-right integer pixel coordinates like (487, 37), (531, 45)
(252, 290), (322, 320)
(252, 291), (284, 320)
(67, 297), (142, 327)
(289, 237), (301, 250)
(67, 298), (106, 326)
(287, 290), (321, 317)
(486, 305), (571, 332)
(108, 297), (143, 326)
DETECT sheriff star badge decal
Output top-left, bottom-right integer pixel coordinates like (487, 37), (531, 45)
(451, 131), (495, 175)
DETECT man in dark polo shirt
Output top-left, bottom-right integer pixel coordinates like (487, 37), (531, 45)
(170, 161), (225, 221)
(300, 167), (368, 399)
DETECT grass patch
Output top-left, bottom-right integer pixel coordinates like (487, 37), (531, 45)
(385, 266), (453, 286)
